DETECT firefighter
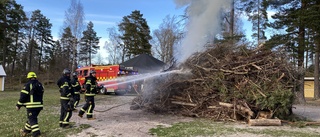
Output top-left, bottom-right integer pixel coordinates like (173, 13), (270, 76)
(71, 72), (81, 111)
(57, 68), (73, 128)
(78, 70), (98, 120)
(16, 72), (44, 137)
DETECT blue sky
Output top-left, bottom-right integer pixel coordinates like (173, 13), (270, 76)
(15, 0), (185, 47)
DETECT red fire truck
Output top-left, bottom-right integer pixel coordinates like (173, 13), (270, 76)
(76, 64), (138, 95)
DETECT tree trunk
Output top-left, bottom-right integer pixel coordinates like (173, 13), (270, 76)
(71, 39), (77, 72)
(38, 37), (43, 71)
(295, 1), (306, 104)
(314, 39), (320, 99)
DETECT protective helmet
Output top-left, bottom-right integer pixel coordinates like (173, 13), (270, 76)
(72, 72), (78, 77)
(27, 72), (37, 79)
(90, 70), (96, 74)
(62, 68), (71, 75)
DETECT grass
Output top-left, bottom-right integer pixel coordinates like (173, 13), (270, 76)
(3, 87), (320, 137)
(0, 88), (92, 137)
(149, 120), (320, 137)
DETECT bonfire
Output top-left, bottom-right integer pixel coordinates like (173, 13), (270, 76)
(131, 45), (296, 125)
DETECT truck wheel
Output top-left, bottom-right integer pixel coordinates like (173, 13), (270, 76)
(115, 90), (126, 95)
(100, 88), (106, 95)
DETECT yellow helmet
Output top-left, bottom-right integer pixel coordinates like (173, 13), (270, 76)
(27, 72), (37, 79)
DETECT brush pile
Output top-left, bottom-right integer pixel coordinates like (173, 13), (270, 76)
(131, 45), (296, 122)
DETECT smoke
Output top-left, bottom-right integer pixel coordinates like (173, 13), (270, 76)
(174, 0), (232, 63)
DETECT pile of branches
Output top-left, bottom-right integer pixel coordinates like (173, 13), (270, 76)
(131, 45), (296, 121)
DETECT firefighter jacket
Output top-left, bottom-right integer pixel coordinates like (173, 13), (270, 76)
(16, 79), (44, 109)
(71, 77), (81, 95)
(84, 75), (98, 96)
(57, 76), (72, 100)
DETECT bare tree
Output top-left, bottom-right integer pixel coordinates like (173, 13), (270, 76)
(63, 0), (85, 71)
(105, 27), (124, 64)
(94, 52), (104, 65)
(151, 15), (183, 64)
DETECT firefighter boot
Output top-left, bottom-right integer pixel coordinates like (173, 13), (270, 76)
(87, 117), (96, 120)
(20, 129), (28, 137)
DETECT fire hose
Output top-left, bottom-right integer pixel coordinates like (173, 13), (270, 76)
(94, 102), (131, 112)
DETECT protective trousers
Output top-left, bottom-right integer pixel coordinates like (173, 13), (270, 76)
(79, 96), (95, 118)
(23, 108), (41, 137)
(73, 94), (80, 108)
(59, 99), (72, 127)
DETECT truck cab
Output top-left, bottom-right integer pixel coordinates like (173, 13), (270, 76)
(76, 64), (138, 95)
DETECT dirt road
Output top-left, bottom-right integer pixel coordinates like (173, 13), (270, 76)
(68, 94), (194, 137)
(68, 94), (320, 137)
(293, 104), (320, 121)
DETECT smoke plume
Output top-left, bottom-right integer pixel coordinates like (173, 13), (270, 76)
(174, 0), (232, 63)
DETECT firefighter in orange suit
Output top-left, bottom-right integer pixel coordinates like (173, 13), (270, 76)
(78, 70), (98, 120)
(71, 72), (81, 110)
(16, 72), (44, 137)
(57, 68), (73, 128)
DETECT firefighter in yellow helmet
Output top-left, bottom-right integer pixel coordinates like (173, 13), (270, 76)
(17, 72), (44, 137)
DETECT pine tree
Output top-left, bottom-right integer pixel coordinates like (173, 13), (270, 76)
(79, 21), (100, 65)
(60, 27), (76, 69)
(239, 0), (269, 45)
(0, 0), (26, 72)
(34, 12), (53, 71)
(266, 0), (308, 103)
(118, 10), (152, 59)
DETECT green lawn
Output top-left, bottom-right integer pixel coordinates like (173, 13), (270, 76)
(0, 88), (89, 137)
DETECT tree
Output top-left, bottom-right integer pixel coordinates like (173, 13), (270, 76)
(218, 0), (246, 45)
(34, 11), (53, 71)
(0, 0), (26, 72)
(266, 0), (308, 103)
(152, 15), (183, 63)
(118, 10), (152, 59)
(79, 21), (100, 65)
(239, 0), (269, 45)
(105, 27), (123, 64)
(26, 10), (53, 72)
(63, 0), (85, 71)
(60, 27), (76, 69)
(302, 0), (320, 99)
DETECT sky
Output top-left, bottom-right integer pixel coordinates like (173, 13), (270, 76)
(14, 0), (259, 64)
(15, 0), (186, 58)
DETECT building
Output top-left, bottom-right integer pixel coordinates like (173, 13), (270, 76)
(304, 77), (317, 98)
(120, 53), (166, 74)
(0, 65), (6, 91)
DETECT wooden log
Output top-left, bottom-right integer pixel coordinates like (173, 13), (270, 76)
(248, 119), (282, 126)
(218, 102), (254, 116)
(171, 101), (197, 107)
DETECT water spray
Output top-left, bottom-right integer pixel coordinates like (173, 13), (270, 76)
(99, 69), (189, 88)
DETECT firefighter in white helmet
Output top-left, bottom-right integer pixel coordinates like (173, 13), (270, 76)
(17, 72), (44, 137)
(56, 68), (73, 128)
(71, 72), (81, 110)
(78, 70), (99, 120)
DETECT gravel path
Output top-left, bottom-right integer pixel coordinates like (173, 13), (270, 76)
(293, 104), (320, 121)
(67, 94), (320, 137)
(68, 95), (194, 137)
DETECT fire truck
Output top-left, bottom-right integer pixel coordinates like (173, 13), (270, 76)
(75, 64), (138, 95)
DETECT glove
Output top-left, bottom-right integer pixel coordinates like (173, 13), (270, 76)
(16, 104), (21, 110)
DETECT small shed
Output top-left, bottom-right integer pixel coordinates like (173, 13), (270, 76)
(304, 77), (316, 98)
(0, 65), (6, 91)
(120, 53), (166, 74)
